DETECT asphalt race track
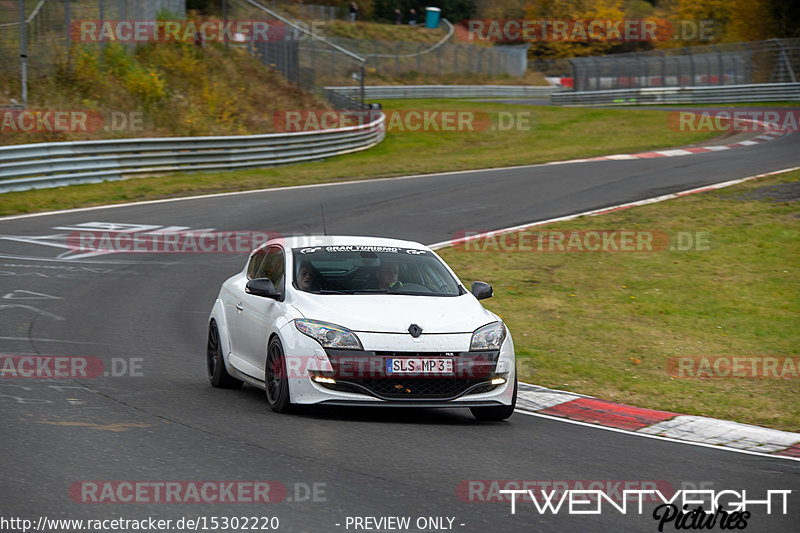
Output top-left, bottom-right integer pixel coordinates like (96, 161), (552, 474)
(1, 132), (799, 533)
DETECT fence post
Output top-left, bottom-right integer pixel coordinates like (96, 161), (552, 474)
(19, 0), (27, 108)
(360, 64), (365, 108)
(310, 38), (316, 75)
(417, 43), (422, 71)
(99, 0), (105, 47)
(569, 59), (577, 91)
(774, 39), (797, 83)
(223, 0), (228, 49)
(64, 0), (71, 72)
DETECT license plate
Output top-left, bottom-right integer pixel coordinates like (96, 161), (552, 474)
(386, 358), (454, 375)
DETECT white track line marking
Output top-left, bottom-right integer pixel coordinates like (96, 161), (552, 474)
(515, 409), (800, 462)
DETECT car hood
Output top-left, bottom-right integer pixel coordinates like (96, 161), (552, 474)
(289, 291), (497, 334)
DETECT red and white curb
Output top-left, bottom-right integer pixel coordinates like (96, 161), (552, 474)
(516, 383), (800, 458)
(544, 127), (788, 165)
(429, 165), (800, 460)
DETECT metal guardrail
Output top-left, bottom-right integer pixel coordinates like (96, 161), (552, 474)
(0, 115), (386, 193)
(327, 85), (557, 100)
(551, 83), (800, 105)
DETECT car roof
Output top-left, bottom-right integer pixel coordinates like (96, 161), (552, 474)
(261, 235), (431, 252)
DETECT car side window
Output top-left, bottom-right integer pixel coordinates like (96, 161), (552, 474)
(255, 246), (285, 294)
(247, 249), (268, 279)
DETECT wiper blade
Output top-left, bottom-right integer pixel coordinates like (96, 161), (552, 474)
(390, 291), (451, 297)
(316, 289), (355, 295)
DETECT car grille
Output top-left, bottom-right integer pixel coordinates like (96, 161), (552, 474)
(320, 378), (499, 400)
(319, 349), (501, 400)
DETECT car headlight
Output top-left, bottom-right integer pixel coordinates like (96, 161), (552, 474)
(470, 321), (506, 351)
(294, 319), (363, 350)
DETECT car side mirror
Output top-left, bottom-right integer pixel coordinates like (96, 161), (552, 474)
(246, 278), (280, 299)
(471, 281), (493, 300)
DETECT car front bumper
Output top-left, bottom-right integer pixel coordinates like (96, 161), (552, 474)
(280, 323), (516, 406)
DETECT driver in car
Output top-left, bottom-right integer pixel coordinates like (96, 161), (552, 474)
(296, 262), (320, 292)
(377, 262), (402, 290)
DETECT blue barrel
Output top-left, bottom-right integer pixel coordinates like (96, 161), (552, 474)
(425, 7), (441, 29)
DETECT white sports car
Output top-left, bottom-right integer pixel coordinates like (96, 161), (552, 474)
(206, 235), (517, 421)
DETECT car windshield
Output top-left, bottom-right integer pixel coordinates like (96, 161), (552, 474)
(292, 245), (462, 296)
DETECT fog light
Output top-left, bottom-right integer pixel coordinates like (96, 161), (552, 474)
(312, 375), (336, 384)
(490, 377), (506, 385)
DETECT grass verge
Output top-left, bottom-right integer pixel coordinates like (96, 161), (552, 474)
(1, 100), (717, 216)
(437, 170), (800, 432)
